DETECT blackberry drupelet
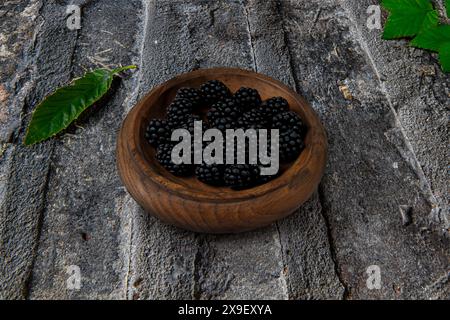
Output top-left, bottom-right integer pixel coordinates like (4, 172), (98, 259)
(271, 110), (305, 135)
(233, 87), (262, 110)
(258, 169), (278, 184)
(145, 119), (170, 147)
(279, 129), (305, 162)
(237, 109), (270, 129)
(156, 143), (193, 176)
(261, 97), (290, 117)
(200, 80), (231, 105)
(207, 98), (242, 124)
(170, 114), (203, 161)
(171, 114), (201, 134)
(224, 164), (261, 189)
(210, 117), (237, 132)
(175, 87), (204, 108)
(167, 99), (194, 128)
(195, 163), (225, 186)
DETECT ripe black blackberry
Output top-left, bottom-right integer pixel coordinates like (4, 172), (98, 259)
(261, 97), (290, 117)
(258, 169), (278, 184)
(279, 129), (305, 162)
(145, 119), (170, 147)
(169, 114), (203, 161)
(271, 110), (305, 135)
(210, 117), (237, 132)
(237, 109), (270, 129)
(170, 114), (201, 133)
(200, 80), (231, 105)
(195, 163), (225, 186)
(156, 143), (193, 176)
(233, 87), (262, 110)
(167, 99), (194, 128)
(207, 98), (242, 124)
(175, 87), (204, 108)
(224, 164), (260, 189)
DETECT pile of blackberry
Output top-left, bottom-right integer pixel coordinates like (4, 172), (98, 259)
(145, 80), (307, 190)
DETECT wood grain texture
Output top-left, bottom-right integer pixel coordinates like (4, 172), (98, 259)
(117, 68), (328, 233)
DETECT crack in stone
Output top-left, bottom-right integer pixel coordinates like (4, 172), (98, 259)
(276, 0), (347, 298)
(122, 0), (151, 300)
(274, 222), (289, 299)
(318, 185), (351, 300)
(340, 1), (445, 232)
(242, 1), (258, 72)
(23, 157), (53, 299)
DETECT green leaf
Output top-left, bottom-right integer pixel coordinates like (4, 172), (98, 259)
(446, 0), (450, 18)
(411, 25), (450, 72)
(410, 25), (450, 51)
(438, 42), (450, 72)
(382, 0), (434, 11)
(24, 65), (136, 145)
(382, 0), (439, 39)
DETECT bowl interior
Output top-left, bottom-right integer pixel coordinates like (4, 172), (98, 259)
(133, 69), (316, 200)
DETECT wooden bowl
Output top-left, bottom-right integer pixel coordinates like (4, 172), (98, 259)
(116, 68), (327, 233)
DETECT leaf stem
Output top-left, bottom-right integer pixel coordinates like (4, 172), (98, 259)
(111, 65), (138, 74)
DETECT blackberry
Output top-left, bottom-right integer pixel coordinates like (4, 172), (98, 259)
(207, 98), (242, 124)
(224, 137), (252, 165)
(145, 119), (170, 147)
(233, 87), (262, 110)
(271, 110), (305, 135)
(170, 114), (203, 161)
(156, 144), (193, 176)
(258, 170), (278, 185)
(279, 129), (305, 162)
(210, 117), (237, 132)
(224, 164), (260, 190)
(237, 109), (269, 129)
(175, 87), (204, 108)
(200, 80), (231, 105)
(195, 164), (225, 186)
(261, 97), (290, 117)
(171, 114), (201, 133)
(167, 99), (194, 128)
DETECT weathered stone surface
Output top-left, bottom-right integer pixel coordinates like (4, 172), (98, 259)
(27, 0), (142, 299)
(0, 0), (77, 299)
(280, 0), (449, 299)
(342, 0), (449, 233)
(0, 0), (448, 300)
(244, 0), (344, 299)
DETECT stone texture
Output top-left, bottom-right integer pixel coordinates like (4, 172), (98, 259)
(27, 0), (142, 300)
(342, 0), (449, 232)
(0, 0), (448, 300)
(280, 0), (449, 299)
(0, 0), (76, 299)
(244, 0), (344, 299)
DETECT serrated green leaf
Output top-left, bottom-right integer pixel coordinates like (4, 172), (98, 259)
(438, 42), (450, 72)
(24, 65), (136, 145)
(411, 25), (450, 51)
(382, 0), (439, 39)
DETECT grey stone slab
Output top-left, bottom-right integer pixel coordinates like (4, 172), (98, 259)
(0, 0), (78, 299)
(0, 0), (448, 300)
(280, 0), (450, 299)
(27, 0), (143, 299)
(244, 0), (344, 299)
(341, 0), (449, 232)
